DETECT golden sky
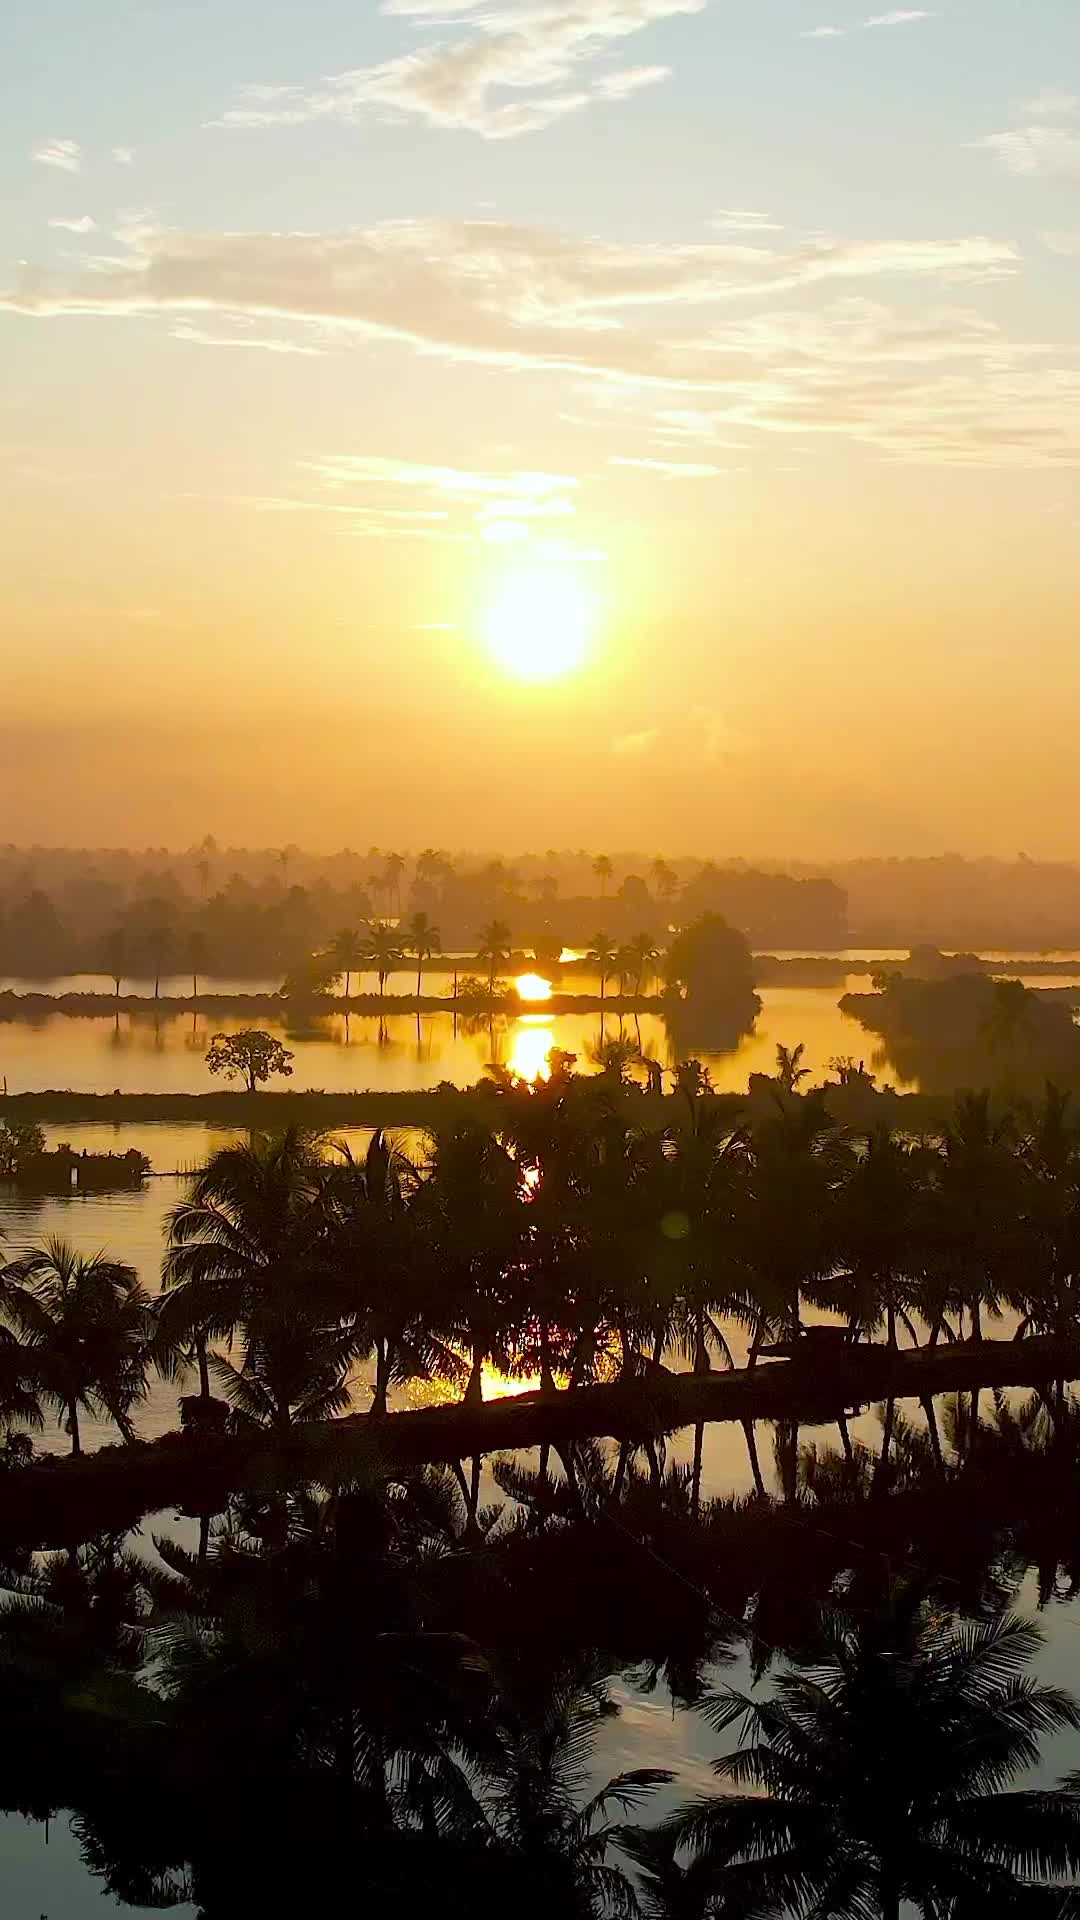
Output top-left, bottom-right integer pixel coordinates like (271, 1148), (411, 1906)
(3, 0), (1079, 854)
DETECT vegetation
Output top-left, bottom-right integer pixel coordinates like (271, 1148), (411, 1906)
(205, 1028), (295, 1092)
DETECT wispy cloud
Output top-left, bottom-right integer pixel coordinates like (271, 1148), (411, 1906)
(976, 90), (1080, 179)
(1041, 231), (1080, 257)
(31, 139), (81, 174)
(218, 0), (703, 139)
(0, 218), (1017, 399)
(111, 146), (135, 166)
(864, 9), (933, 25)
(976, 124), (1080, 179)
(48, 214), (96, 234)
(170, 321), (325, 355)
(804, 8), (931, 35)
(712, 208), (782, 233)
(609, 455), (737, 476)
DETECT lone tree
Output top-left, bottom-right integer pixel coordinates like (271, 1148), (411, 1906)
(205, 1030), (294, 1094)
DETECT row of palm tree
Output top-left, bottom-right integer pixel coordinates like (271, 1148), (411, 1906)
(326, 919), (663, 1004)
(10, 1076), (1080, 1470)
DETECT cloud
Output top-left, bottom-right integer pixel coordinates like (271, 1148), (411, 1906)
(976, 124), (1080, 179)
(7, 215), (1073, 469)
(112, 146), (135, 166)
(864, 9), (933, 24)
(1020, 89), (1078, 119)
(48, 215), (96, 234)
(1042, 231), (1080, 257)
(712, 208), (782, 233)
(804, 8), (931, 34)
(0, 218), (1018, 403)
(32, 139), (81, 174)
(170, 321), (325, 355)
(218, 0), (703, 139)
(611, 729), (659, 756)
(609, 454), (737, 476)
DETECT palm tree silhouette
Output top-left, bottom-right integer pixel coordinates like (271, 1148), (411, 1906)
(474, 1663), (671, 1911)
(477, 920), (512, 1000)
(402, 911), (442, 999)
(0, 1237), (153, 1454)
(382, 851), (406, 918)
(330, 925), (366, 1001)
(186, 929), (208, 1002)
(670, 1589), (1080, 1920)
(592, 854), (613, 898)
(160, 1129), (353, 1430)
(102, 926), (128, 1001)
(362, 922), (404, 1002)
(628, 931), (659, 997)
(587, 932), (617, 1009)
(775, 1041), (811, 1093)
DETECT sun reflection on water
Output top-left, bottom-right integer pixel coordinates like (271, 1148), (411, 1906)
(507, 1020), (555, 1081)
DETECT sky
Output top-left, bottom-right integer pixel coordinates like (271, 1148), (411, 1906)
(2, 0), (1079, 857)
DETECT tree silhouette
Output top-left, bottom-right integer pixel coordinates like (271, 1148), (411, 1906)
(403, 911), (442, 999)
(671, 1590), (1080, 1920)
(0, 1237), (153, 1454)
(205, 1029), (294, 1093)
(477, 920), (512, 999)
(362, 923), (404, 1001)
(330, 925), (366, 1001)
(587, 932), (617, 1008)
(592, 854), (614, 898)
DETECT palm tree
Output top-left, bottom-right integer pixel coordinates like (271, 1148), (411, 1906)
(330, 925), (366, 1001)
(160, 1130), (353, 1430)
(382, 851), (406, 917)
(670, 1591), (1080, 1920)
(0, 1237), (153, 1454)
(651, 857), (678, 907)
(402, 911), (441, 999)
(186, 929), (208, 1002)
(140, 920), (174, 1000)
(592, 854), (613, 898)
(475, 1664), (671, 1911)
(775, 1040), (811, 1093)
(628, 931), (659, 998)
(476, 919), (512, 1000)
(102, 927), (128, 1000)
(361, 922), (404, 1002)
(587, 932), (617, 1007)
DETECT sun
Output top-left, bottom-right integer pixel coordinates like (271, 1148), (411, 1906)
(484, 569), (595, 681)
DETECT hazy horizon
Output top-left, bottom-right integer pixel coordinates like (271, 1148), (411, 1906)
(5, 0), (1079, 855)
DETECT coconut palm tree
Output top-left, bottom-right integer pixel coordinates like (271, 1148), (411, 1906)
(587, 933), (618, 1008)
(186, 929), (208, 1002)
(330, 925), (366, 1001)
(476, 919), (512, 1000)
(651, 857), (678, 907)
(474, 1664), (671, 1913)
(592, 854), (613, 898)
(402, 911), (442, 999)
(627, 932), (659, 998)
(362, 922), (404, 1001)
(102, 926), (128, 1001)
(160, 1129), (353, 1430)
(670, 1590), (1080, 1920)
(775, 1041), (811, 1093)
(139, 918), (175, 1000)
(382, 851), (406, 917)
(0, 1238), (153, 1454)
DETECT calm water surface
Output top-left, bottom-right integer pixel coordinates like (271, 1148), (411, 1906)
(4, 1173), (1080, 1912)
(0, 978), (897, 1096)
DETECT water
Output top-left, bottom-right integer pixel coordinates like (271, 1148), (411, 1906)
(5, 1174), (1080, 1910)
(0, 977), (890, 1097)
